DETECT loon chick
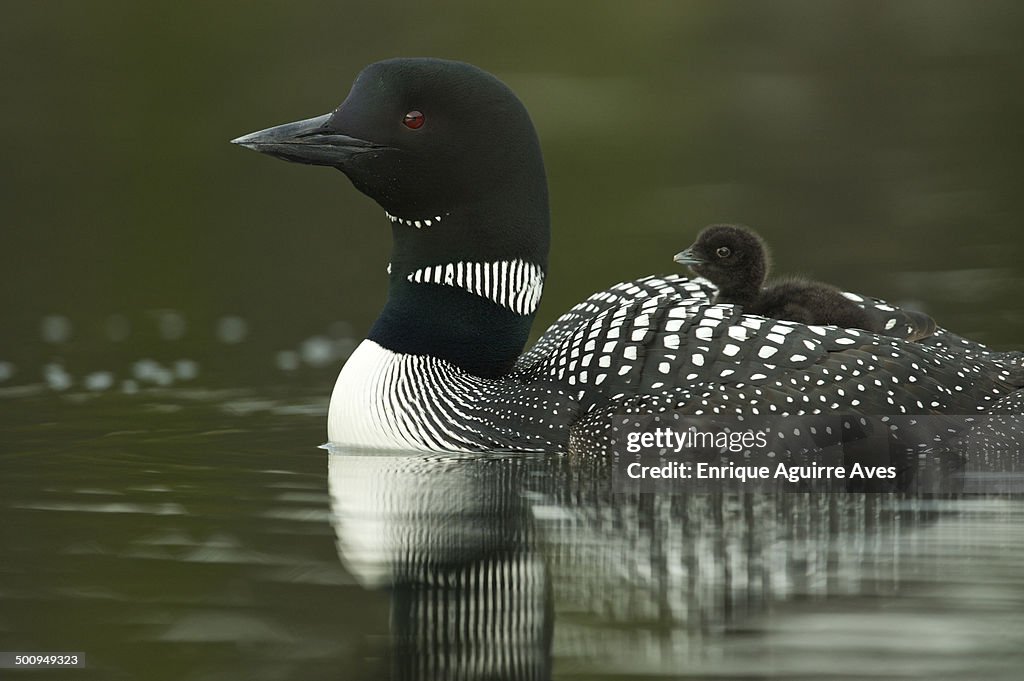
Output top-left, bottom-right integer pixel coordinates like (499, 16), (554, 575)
(675, 225), (936, 341)
(232, 58), (1024, 454)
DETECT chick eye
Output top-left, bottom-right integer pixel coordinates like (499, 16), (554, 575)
(716, 246), (732, 258)
(402, 110), (425, 129)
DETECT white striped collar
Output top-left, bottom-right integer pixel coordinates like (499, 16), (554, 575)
(406, 259), (544, 315)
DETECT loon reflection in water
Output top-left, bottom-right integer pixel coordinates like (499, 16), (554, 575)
(327, 449), (1024, 680)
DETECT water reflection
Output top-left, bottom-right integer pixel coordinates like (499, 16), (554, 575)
(328, 449), (1024, 679)
(2, 387), (1022, 679)
(329, 452), (551, 679)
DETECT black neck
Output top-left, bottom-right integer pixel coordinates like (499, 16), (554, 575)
(368, 191), (549, 378)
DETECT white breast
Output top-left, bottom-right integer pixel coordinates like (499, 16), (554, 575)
(327, 339), (481, 450)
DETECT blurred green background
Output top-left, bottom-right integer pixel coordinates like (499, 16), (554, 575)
(3, 4), (1024, 679)
(1, 0), (1023, 384)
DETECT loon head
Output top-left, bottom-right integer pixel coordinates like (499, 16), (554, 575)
(674, 224), (770, 303)
(233, 59), (550, 377)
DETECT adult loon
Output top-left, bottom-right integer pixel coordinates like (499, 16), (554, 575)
(674, 224), (936, 340)
(232, 58), (1024, 454)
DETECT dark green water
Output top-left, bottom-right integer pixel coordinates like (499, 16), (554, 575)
(3, 2), (1024, 679)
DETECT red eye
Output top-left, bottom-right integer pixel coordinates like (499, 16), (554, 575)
(403, 110), (425, 129)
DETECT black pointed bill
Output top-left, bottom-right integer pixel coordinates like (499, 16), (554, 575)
(673, 247), (705, 266)
(231, 113), (388, 167)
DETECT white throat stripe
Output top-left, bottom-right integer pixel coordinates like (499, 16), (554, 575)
(407, 259), (544, 315)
